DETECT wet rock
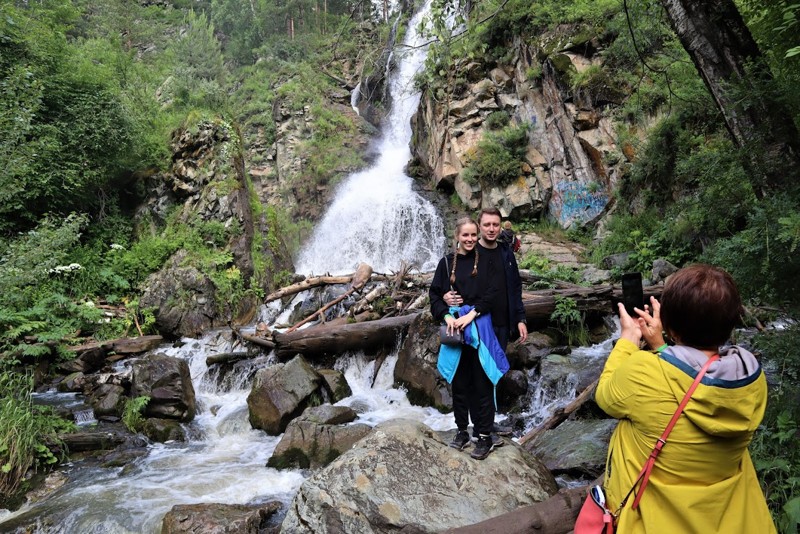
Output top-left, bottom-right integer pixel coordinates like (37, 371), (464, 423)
(528, 418), (617, 478)
(57, 372), (86, 393)
(131, 354), (197, 422)
(317, 368), (352, 402)
(143, 418), (186, 442)
(89, 383), (126, 418)
(394, 313), (452, 411)
(268, 406), (370, 470)
(246, 355), (324, 435)
(281, 419), (558, 533)
(161, 501), (282, 534)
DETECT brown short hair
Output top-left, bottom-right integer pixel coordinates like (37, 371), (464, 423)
(478, 207), (502, 224)
(660, 264), (743, 348)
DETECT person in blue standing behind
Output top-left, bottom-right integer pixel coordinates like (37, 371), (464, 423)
(430, 217), (510, 460)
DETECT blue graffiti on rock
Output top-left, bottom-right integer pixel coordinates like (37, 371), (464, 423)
(549, 181), (608, 228)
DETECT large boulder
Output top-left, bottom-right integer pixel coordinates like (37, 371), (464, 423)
(281, 419), (558, 533)
(247, 355), (325, 435)
(131, 354), (197, 422)
(268, 405), (371, 469)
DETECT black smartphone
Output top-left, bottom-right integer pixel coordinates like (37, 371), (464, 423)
(621, 272), (644, 317)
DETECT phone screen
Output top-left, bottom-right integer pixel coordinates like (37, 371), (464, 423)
(621, 272), (644, 317)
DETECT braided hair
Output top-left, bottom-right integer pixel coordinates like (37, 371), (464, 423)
(450, 217), (479, 285)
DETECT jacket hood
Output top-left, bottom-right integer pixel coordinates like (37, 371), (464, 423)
(660, 345), (767, 437)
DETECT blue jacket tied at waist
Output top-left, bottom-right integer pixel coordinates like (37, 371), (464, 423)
(437, 305), (510, 385)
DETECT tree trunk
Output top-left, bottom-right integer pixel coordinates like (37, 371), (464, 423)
(444, 483), (589, 534)
(273, 312), (421, 359)
(660, 0), (800, 192)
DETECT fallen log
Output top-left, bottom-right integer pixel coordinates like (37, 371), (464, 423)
(519, 378), (599, 447)
(445, 482), (590, 534)
(285, 285), (358, 333)
(521, 285), (662, 320)
(263, 263), (374, 304)
(232, 330), (275, 350)
(273, 312), (421, 360)
(263, 275), (354, 303)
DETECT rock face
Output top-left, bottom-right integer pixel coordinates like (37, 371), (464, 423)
(411, 31), (625, 229)
(131, 354), (197, 422)
(281, 419), (558, 533)
(137, 119), (293, 338)
(247, 355), (325, 435)
(268, 405), (371, 469)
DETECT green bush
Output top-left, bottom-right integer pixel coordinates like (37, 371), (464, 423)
(462, 124), (529, 187)
(704, 194), (800, 309)
(0, 371), (74, 501)
(550, 295), (589, 346)
(750, 325), (800, 531)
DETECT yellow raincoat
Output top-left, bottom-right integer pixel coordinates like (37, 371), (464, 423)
(596, 339), (776, 533)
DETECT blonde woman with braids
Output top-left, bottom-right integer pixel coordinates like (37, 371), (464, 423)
(429, 217), (508, 460)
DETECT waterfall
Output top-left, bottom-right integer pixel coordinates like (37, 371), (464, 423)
(295, 0), (445, 276)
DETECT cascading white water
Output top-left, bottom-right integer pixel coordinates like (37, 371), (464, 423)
(295, 0), (445, 276)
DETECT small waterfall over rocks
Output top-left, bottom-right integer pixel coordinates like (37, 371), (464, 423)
(295, 0), (445, 276)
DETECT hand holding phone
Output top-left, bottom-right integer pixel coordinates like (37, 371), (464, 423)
(621, 272), (644, 317)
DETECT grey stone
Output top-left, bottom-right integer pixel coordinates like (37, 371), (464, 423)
(280, 419), (558, 533)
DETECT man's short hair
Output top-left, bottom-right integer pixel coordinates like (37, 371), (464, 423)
(478, 207), (502, 224)
(660, 264), (743, 348)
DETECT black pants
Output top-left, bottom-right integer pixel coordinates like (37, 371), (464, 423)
(452, 345), (494, 436)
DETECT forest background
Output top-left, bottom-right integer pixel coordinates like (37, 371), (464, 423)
(1, 0), (799, 530)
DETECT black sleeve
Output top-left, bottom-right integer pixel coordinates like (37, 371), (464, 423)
(429, 256), (450, 321)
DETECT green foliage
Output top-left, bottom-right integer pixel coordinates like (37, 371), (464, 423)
(0, 371), (74, 499)
(462, 124), (529, 187)
(122, 396), (151, 433)
(549, 296), (588, 346)
(520, 253), (582, 288)
(750, 325), (800, 532)
(485, 111), (510, 130)
(589, 210), (692, 275)
(704, 194), (800, 308)
(165, 10), (229, 110)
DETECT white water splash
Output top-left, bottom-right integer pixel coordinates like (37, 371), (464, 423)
(295, 0), (445, 276)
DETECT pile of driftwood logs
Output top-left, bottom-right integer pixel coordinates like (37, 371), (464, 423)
(232, 262), (662, 362)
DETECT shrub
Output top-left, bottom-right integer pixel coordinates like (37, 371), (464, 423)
(462, 124), (529, 187)
(0, 371), (73, 500)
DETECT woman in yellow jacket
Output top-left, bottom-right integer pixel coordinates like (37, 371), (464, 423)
(596, 264), (776, 533)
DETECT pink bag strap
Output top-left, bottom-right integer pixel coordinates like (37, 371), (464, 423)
(627, 353), (720, 510)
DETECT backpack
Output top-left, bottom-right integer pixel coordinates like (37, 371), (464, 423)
(513, 236), (521, 253)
